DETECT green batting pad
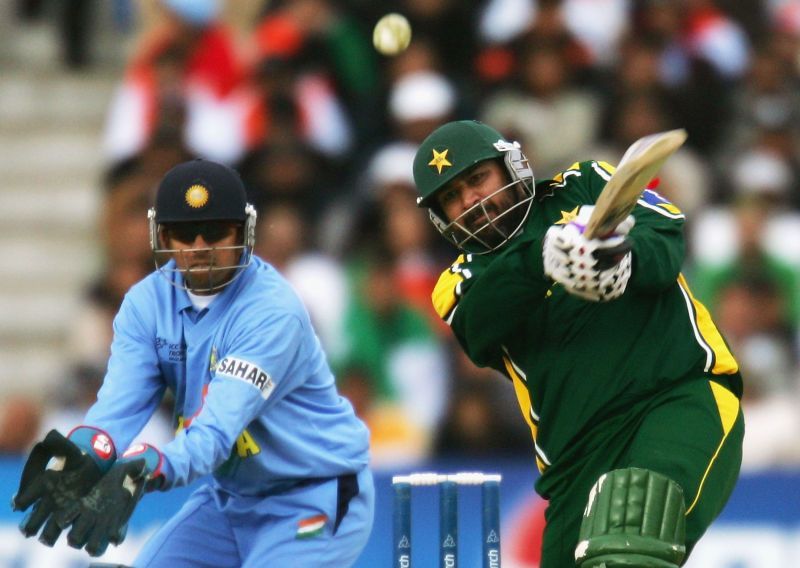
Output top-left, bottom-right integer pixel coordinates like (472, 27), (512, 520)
(575, 468), (686, 568)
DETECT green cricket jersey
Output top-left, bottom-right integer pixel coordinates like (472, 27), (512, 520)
(431, 160), (742, 496)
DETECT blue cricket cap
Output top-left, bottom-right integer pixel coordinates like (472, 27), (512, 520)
(154, 159), (248, 224)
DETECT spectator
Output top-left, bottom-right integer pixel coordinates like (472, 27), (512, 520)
(337, 365), (429, 469)
(560, 0), (630, 66)
(238, 135), (334, 225)
(243, 0), (377, 163)
(333, 251), (449, 461)
(388, 0), (482, 85)
(434, 348), (531, 457)
(691, 148), (800, 318)
(358, 143), (450, 330)
(103, 0), (246, 165)
(719, 42), (800, 200)
(593, 86), (710, 219)
(387, 70), (458, 145)
(632, 0), (745, 153)
(0, 396), (41, 453)
(770, 0), (800, 79)
(254, 199), (350, 360)
(256, 0), (379, 127)
(713, 277), (800, 471)
(481, 34), (601, 177)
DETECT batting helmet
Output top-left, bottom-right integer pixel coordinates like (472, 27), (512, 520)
(413, 120), (535, 254)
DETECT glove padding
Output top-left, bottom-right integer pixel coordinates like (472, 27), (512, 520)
(12, 429), (104, 546)
(543, 205), (634, 302)
(62, 459), (147, 557)
(62, 443), (164, 557)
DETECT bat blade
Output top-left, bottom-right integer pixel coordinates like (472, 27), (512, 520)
(584, 129), (687, 239)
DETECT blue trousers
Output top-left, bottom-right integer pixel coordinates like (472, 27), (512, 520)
(134, 468), (374, 567)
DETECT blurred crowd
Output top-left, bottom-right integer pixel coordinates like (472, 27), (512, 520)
(4, 0), (800, 474)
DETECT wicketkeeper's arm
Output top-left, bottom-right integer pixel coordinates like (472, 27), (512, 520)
(63, 443), (164, 557)
(12, 427), (116, 546)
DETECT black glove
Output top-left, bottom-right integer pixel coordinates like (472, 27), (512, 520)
(12, 429), (106, 546)
(64, 443), (164, 557)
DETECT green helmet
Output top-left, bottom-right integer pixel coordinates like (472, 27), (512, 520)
(413, 120), (535, 254)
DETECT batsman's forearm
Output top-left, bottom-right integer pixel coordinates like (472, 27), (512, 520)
(628, 225), (685, 291)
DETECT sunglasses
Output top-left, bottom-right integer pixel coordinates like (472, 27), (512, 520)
(166, 222), (238, 244)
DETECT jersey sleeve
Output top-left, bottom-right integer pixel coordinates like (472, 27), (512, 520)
(432, 240), (549, 367)
(83, 294), (167, 452)
(159, 309), (306, 488)
(581, 161), (686, 292)
(628, 188), (686, 290)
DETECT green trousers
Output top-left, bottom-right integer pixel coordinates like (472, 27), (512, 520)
(539, 377), (744, 567)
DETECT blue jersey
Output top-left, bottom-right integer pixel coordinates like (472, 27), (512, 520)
(84, 256), (370, 495)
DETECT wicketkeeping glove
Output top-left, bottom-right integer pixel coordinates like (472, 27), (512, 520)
(62, 443), (164, 557)
(12, 428), (115, 546)
(543, 205), (635, 302)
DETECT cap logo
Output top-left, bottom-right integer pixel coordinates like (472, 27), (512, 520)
(185, 184), (210, 208)
(429, 148), (452, 175)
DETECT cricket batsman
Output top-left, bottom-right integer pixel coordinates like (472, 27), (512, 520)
(12, 159), (374, 566)
(413, 120), (744, 567)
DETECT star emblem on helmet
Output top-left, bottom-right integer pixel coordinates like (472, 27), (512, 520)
(429, 149), (452, 175)
(185, 184), (210, 208)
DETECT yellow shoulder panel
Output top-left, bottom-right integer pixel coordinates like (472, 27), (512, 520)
(552, 161), (582, 184)
(595, 160), (616, 175)
(431, 255), (467, 320)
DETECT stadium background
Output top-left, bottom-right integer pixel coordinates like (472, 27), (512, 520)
(1, 0), (799, 566)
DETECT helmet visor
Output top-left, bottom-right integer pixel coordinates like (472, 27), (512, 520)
(154, 243), (251, 294)
(435, 179), (534, 254)
(148, 205), (257, 293)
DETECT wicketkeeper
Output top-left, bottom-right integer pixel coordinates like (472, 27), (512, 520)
(13, 159), (374, 566)
(413, 120), (744, 567)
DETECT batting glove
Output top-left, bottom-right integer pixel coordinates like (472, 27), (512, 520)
(543, 205), (635, 302)
(12, 428), (116, 546)
(63, 443), (164, 557)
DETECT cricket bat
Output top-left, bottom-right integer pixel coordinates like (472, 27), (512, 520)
(584, 129), (687, 239)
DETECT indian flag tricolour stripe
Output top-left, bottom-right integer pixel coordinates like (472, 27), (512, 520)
(296, 514), (328, 539)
